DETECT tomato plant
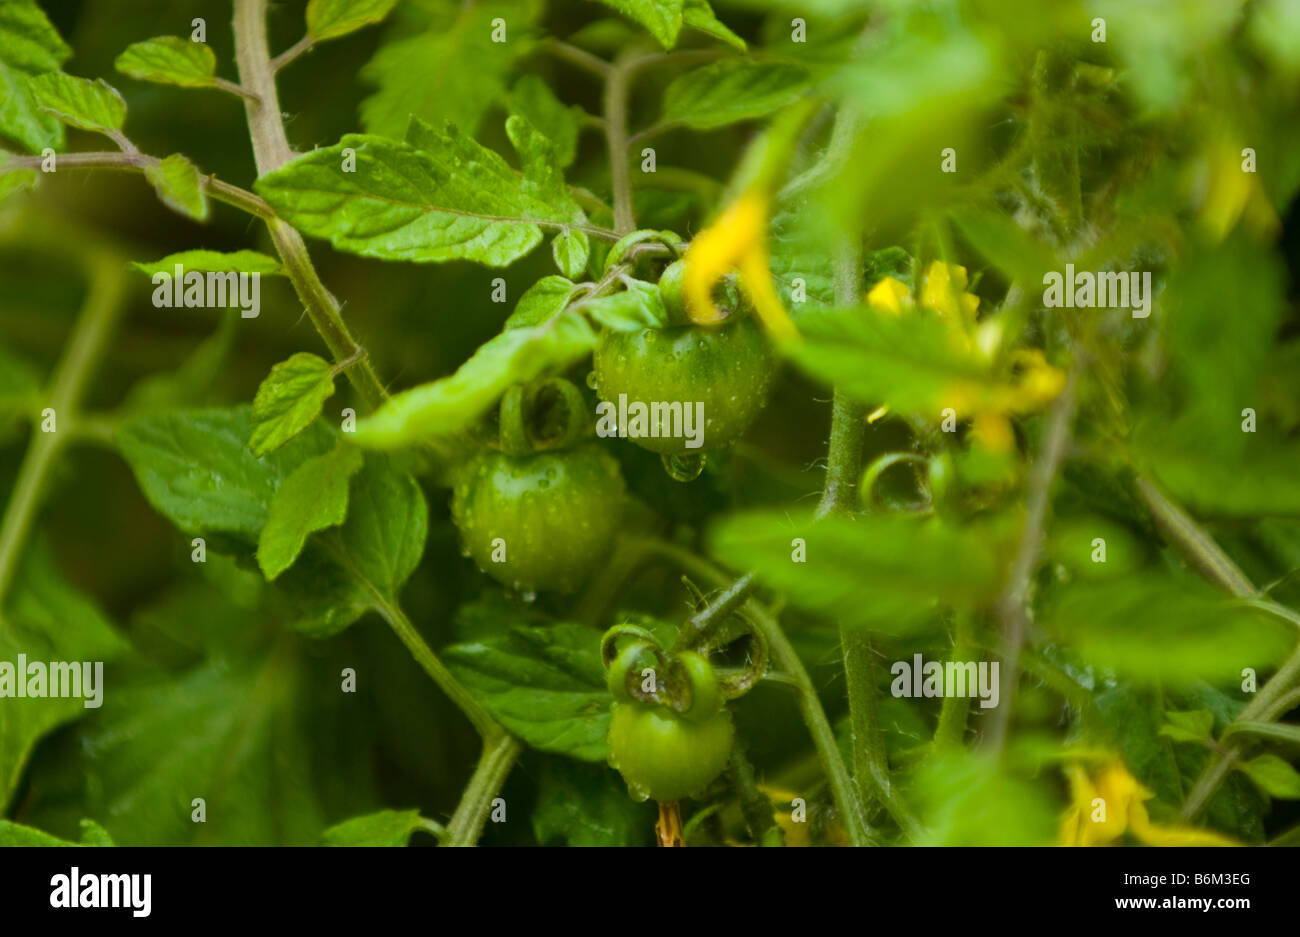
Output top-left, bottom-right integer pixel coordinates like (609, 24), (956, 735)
(2, 0), (1300, 852)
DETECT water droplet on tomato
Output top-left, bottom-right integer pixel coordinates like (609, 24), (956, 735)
(661, 451), (706, 482)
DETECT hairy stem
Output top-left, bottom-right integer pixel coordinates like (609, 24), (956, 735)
(822, 230), (922, 840)
(443, 733), (524, 846)
(730, 746), (785, 846)
(373, 596), (501, 741)
(1133, 477), (1300, 819)
(5, 151), (274, 219)
(604, 54), (635, 235)
(231, 0), (388, 411)
(985, 368), (1078, 756)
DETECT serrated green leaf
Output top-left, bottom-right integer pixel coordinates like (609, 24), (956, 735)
(256, 128), (577, 267)
(353, 310), (596, 449)
(663, 62), (811, 129)
(1, 540), (128, 811)
(0, 0), (70, 152)
(1158, 708), (1214, 743)
(257, 444), (364, 580)
(321, 808), (422, 845)
(577, 279), (668, 331)
(551, 229), (589, 278)
(443, 624), (611, 761)
(0, 819), (114, 846)
(144, 153), (208, 221)
(1239, 754), (1300, 799)
(682, 0), (745, 50)
(589, 0), (684, 49)
(26, 72), (125, 135)
(307, 0), (399, 42)
(360, 1), (524, 139)
(275, 454), (428, 636)
(709, 511), (1007, 631)
(130, 249), (283, 277)
(114, 36), (215, 89)
(116, 407), (335, 539)
(507, 75), (579, 168)
(249, 353), (337, 457)
(533, 758), (654, 845)
(504, 275), (579, 330)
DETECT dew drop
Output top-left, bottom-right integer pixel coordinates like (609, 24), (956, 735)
(585, 370), (598, 389)
(519, 589), (537, 604)
(661, 451), (706, 482)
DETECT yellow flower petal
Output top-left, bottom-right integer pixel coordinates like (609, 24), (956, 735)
(1128, 801), (1240, 847)
(920, 261), (979, 324)
(867, 276), (913, 315)
(682, 190), (795, 339)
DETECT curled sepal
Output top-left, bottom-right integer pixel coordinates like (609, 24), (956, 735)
(523, 376), (589, 452)
(665, 651), (723, 722)
(607, 641), (665, 704)
(716, 611), (769, 700)
(497, 376), (590, 456)
(602, 229), (684, 275)
(600, 623), (663, 671)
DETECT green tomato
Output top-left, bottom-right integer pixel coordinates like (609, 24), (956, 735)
(451, 442), (625, 594)
(607, 702), (734, 803)
(593, 316), (775, 455)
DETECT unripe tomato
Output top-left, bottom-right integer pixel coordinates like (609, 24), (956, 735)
(451, 442), (625, 594)
(592, 316), (775, 455)
(607, 702), (734, 803)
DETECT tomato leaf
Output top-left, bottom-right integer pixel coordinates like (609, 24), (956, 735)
(249, 353), (337, 457)
(114, 36), (216, 89)
(307, 0), (399, 42)
(443, 624), (612, 761)
(257, 444), (364, 580)
(663, 61), (811, 129)
(320, 808), (423, 846)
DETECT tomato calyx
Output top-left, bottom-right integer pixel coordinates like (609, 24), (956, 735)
(496, 375), (589, 457)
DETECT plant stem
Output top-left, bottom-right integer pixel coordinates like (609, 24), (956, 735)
(0, 253), (126, 606)
(372, 596), (501, 741)
(822, 231), (923, 840)
(604, 53), (636, 235)
(635, 538), (875, 845)
(985, 367), (1078, 756)
(539, 38), (612, 78)
(270, 34), (314, 73)
(671, 571), (756, 652)
(1134, 477), (1256, 598)
(730, 746), (785, 846)
(443, 732), (524, 846)
(1133, 476), (1300, 819)
(5, 151), (274, 219)
(231, 0), (388, 411)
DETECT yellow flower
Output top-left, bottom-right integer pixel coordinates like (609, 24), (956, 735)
(683, 190), (797, 340)
(1058, 758), (1238, 847)
(863, 263), (1064, 455)
(867, 276), (913, 315)
(919, 261), (980, 326)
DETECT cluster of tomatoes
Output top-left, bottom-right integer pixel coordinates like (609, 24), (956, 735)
(449, 257), (776, 803)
